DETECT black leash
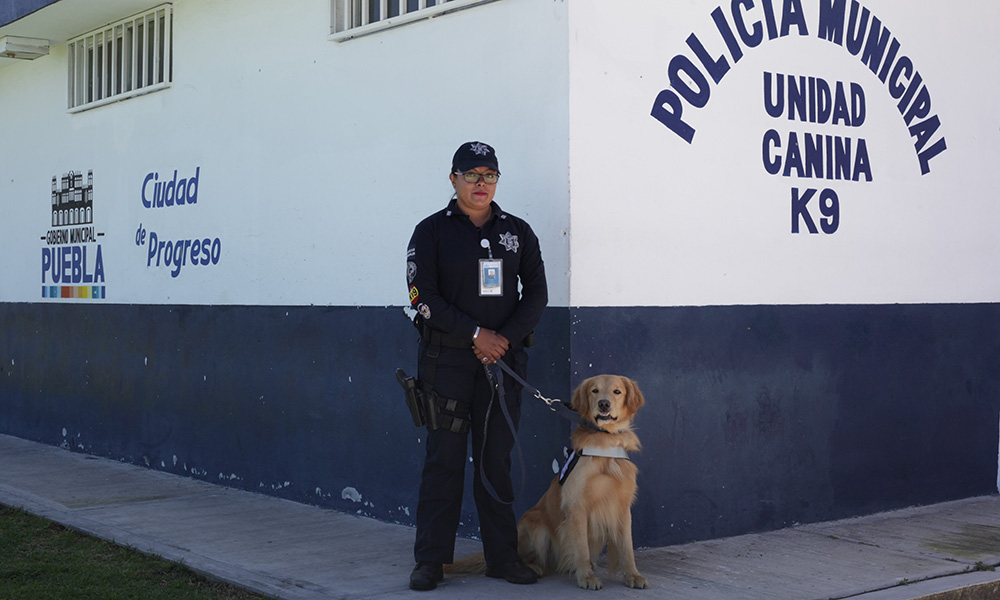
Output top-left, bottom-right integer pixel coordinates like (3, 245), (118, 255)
(490, 359), (610, 435)
(477, 357), (610, 506)
(480, 363), (525, 506)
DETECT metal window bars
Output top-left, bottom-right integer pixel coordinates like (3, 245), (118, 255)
(330, 0), (495, 41)
(67, 4), (172, 112)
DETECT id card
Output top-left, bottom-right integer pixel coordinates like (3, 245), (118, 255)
(479, 259), (503, 296)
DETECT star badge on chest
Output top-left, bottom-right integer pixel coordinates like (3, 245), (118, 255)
(499, 232), (519, 253)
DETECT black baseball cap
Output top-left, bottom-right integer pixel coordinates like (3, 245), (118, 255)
(452, 141), (500, 174)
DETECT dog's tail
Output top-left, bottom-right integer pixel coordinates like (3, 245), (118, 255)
(443, 552), (487, 574)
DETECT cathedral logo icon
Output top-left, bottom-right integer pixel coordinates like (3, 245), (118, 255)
(41, 170), (106, 299)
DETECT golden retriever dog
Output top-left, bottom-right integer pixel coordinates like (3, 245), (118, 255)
(447, 374), (647, 590)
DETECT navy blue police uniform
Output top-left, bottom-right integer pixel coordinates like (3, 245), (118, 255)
(406, 158), (547, 580)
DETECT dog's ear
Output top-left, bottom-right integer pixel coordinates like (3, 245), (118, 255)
(624, 378), (645, 413)
(571, 378), (591, 414)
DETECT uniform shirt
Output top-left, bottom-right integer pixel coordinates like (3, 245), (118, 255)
(407, 199), (548, 347)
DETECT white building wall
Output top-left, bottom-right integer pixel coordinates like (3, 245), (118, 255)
(0, 0), (571, 307)
(568, 0), (1000, 307)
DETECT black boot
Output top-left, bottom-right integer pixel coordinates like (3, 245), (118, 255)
(485, 559), (538, 584)
(409, 562), (443, 591)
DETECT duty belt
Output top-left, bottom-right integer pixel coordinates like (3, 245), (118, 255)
(409, 316), (474, 434)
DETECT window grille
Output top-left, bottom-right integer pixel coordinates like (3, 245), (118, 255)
(330, 0), (497, 41)
(67, 4), (172, 112)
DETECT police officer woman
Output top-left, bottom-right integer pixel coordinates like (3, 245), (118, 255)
(405, 141), (548, 590)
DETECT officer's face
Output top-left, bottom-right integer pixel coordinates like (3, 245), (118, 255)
(451, 167), (498, 216)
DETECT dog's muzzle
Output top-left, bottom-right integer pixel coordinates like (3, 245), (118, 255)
(596, 398), (618, 422)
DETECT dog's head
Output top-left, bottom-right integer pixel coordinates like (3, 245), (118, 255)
(571, 375), (644, 433)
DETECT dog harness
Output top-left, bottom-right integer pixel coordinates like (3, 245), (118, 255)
(558, 446), (631, 485)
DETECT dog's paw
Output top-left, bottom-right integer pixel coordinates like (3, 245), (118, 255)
(577, 572), (603, 590)
(625, 572), (648, 589)
(526, 562), (543, 576)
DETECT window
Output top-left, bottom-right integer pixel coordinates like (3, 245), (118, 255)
(67, 4), (172, 112)
(330, 0), (498, 41)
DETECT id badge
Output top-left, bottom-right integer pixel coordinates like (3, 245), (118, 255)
(479, 259), (503, 296)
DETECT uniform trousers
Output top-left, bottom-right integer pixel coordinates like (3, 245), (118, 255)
(413, 343), (525, 567)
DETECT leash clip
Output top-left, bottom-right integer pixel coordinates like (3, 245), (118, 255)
(492, 359), (612, 435)
(535, 390), (559, 409)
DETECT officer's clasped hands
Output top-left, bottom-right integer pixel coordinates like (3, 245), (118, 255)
(473, 328), (509, 365)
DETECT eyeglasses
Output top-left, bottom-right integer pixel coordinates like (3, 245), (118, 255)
(454, 171), (500, 184)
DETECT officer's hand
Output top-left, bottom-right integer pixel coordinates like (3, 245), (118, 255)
(473, 329), (509, 364)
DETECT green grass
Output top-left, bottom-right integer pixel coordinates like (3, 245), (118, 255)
(0, 505), (268, 600)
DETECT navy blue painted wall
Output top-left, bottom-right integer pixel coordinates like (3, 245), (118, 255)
(2, 302), (998, 548)
(573, 304), (1000, 547)
(0, 303), (571, 536)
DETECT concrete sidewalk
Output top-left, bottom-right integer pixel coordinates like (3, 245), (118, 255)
(1, 433), (999, 600)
